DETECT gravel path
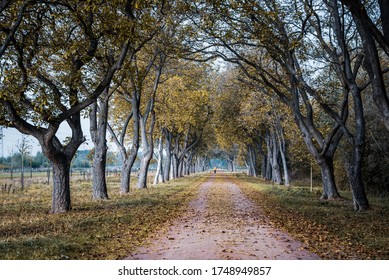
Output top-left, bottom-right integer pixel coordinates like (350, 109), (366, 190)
(125, 173), (320, 260)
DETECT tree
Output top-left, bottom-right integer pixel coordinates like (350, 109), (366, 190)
(0, 0), (33, 59)
(0, 1), (131, 213)
(209, 65), (290, 184)
(153, 132), (165, 184)
(108, 47), (162, 193)
(90, 88), (110, 200)
(137, 50), (166, 189)
(16, 135), (31, 190)
(338, 0), (389, 132)
(154, 62), (211, 179)
(185, 0), (345, 199)
(304, 0), (370, 210)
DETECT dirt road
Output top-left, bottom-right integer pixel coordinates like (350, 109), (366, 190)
(125, 173), (320, 260)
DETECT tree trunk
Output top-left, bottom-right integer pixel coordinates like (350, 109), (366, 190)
(291, 90), (342, 200)
(171, 135), (180, 179)
(346, 151), (369, 211)
(345, 87), (369, 211)
(153, 136), (164, 185)
(184, 152), (193, 176)
(10, 158), (13, 180)
(120, 160), (132, 194)
(163, 128), (172, 182)
(20, 153), (24, 191)
(137, 111), (155, 189)
(352, 10), (389, 131)
(230, 159), (235, 172)
(244, 159), (251, 176)
(90, 93), (109, 200)
(256, 136), (267, 179)
(265, 131), (272, 180)
(279, 145), (289, 186)
(183, 158), (189, 176)
(137, 157), (150, 189)
(246, 145), (256, 176)
(178, 159), (184, 177)
(108, 91), (140, 194)
(318, 156), (341, 200)
(92, 142), (108, 200)
(277, 125), (289, 186)
(171, 155), (177, 179)
(250, 145), (258, 177)
(51, 155), (71, 213)
(327, 0), (369, 210)
(271, 131), (282, 184)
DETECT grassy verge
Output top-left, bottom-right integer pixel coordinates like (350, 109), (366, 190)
(0, 174), (206, 260)
(233, 173), (389, 260)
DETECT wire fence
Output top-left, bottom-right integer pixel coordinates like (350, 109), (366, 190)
(0, 167), (125, 193)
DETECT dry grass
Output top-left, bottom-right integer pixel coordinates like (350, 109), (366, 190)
(0, 174), (205, 260)
(233, 173), (389, 260)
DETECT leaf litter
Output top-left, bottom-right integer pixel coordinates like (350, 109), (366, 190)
(126, 173), (320, 260)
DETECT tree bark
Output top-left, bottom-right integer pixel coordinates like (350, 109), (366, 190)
(171, 135), (181, 178)
(317, 156), (340, 200)
(90, 91), (109, 200)
(327, 0), (369, 210)
(264, 131), (272, 180)
(183, 154), (190, 176)
(178, 158), (184, 177)
(108, 90), (140, 194)
(120, 160), (132, 194)
(345, 69), (369, 209)
(245, 144), (257, 177)
(153, 135), (164, 185)
(354, 16), (389, 131)
(163, 128), (172, 181)
(250, 144), (258, 177)
(270, 130), (282, 184)
(256, 136), (267, 179)
(276, 124), (289, 186)
(171, 153), (178, 179)
(50, 154), (71, 213)
(345, 87), (369, 211)
(137, 110), (155, 189)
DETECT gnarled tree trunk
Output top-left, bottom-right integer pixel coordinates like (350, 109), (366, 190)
(51, 155), (71, 213)
(108, 90), (140, 194)
(270, 130), (282, 184)
(153, 135), (164, 185)
(90, 90), (109, 200)
(137, 111), (155, 189)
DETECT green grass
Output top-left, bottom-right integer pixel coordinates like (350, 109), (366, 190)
(233, 173), (389, 259)
(0, 174), (205, 260)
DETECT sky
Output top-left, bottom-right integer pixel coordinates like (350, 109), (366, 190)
(1, 118), (92, 158)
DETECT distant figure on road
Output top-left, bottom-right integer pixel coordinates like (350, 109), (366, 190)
(214, 167), (217, 174)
